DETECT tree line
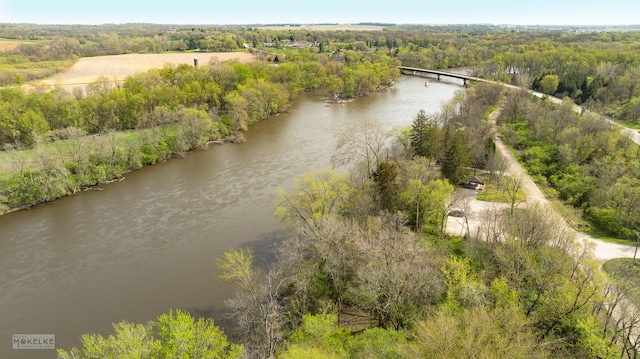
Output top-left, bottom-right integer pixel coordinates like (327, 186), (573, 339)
(4, 24), (640, 128)
(0, 51), (400, 213)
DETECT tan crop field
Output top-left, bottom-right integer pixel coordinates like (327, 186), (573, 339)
(39, 52), (255, 92)
(0, 41), (25, 51)
(256, 24), (385, 31)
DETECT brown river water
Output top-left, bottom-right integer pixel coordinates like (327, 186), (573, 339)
(0, 75), (461, 357)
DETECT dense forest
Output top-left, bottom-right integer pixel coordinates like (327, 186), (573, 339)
(2, 23), (640, 357)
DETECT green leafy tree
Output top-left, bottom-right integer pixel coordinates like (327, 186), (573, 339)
(280, 314), (349, 359)
(275, 169), (351, 234)
(539, 74), (560, 95)
(399, 178), (453, 234)
(57, 310), (242, 359)
(17, 109), (50, 146)
(406, 305), (547, 358)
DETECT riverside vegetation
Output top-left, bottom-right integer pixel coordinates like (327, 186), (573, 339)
(1, 24), (640, 357)
(0, 48), (400, 212)
(59, 81), (640, 359)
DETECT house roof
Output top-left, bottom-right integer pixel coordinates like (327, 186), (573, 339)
(467, 176), (485, 185)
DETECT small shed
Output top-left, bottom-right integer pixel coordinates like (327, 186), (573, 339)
(466, 176), (485, 190)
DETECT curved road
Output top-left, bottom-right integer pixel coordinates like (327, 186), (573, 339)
(489, 108), (636, 260)
(447, 103), (636, 261)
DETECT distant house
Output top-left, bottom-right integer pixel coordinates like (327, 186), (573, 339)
(284, 40), (317, 48)
(263, 42), (276, 48)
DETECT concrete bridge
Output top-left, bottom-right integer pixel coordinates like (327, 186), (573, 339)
(397, 66), (488, 86)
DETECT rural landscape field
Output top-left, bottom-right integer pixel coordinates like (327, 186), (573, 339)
(0, 40), (25, 51)
(40, 52), (255, 92)
(2, 19), (640, 359)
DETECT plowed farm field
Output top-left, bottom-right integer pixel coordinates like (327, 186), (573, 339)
(40, 52), (255, 92)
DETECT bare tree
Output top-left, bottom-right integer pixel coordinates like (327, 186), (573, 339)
(331, 118), (390, 184)
(502, 172), (525, 214)
(445, 192), (473, 238)
(476, 204), (507, 244)
(217, 248), (285, 359)
(501, 203), (569, 249)
(349, 214), (445, 329)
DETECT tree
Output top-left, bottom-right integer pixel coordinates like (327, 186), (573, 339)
(223, 92), (249, 131)
(300, 61), (326, 90)
(406, 305), (547, 358)
(502, 173), (525, 214)
(57, 310), (242, 359)
(331, 118), (390, 184)
(410, 109), (443, 165)
(217, 248), (284, 359)
(275, 169), (351, 234)
(539, 74), (560, 95)
(399, 178), (453, 234)
(349, 214), (445, 329)
(441, 129), (470, 185)
(502, 88), (530, 124)
(176, 107), (215, 151)
(16, 109), (50, 146)
(280, 314), (349, 359)
(279, 314), (407, 359)
(372, 160), (400, 212)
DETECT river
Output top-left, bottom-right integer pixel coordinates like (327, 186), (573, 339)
(0, 75), (462, 357)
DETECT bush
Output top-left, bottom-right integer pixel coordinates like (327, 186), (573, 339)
(585, 207), (635, 239)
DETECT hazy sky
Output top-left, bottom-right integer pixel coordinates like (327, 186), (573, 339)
(1, 0), (638, 26)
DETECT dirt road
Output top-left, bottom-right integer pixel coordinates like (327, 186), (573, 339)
(446, 106), (636, 260)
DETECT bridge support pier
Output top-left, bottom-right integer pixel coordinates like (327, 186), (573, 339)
(437, 74), (441, 81)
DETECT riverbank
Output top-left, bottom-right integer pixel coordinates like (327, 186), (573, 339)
(0, 120), (244, 216)
(0, 84), (385, 216)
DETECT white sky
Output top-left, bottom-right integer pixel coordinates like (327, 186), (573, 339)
(0, 0), (638, 26)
